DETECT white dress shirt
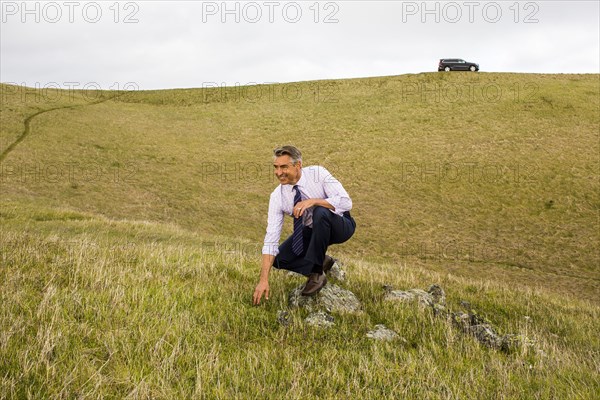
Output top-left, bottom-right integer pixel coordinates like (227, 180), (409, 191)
(262, 165), (352, 256)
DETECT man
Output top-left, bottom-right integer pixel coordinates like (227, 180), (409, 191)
(252, 145), (356, 305)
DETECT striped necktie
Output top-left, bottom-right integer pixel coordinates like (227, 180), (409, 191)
(292, 185), (304, 255)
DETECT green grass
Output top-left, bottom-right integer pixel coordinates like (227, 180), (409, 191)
(0, 73), (599, 397)
(1, 73), (598, 301)
(1, 205), (598, 398)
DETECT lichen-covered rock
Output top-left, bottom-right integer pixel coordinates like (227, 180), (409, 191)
(432, 303), (448, 317)
(288, 283), (361, 313)
(305, 311), (334, 328)
(451, 310), (535, 353)
(427, 284), (446, 306)
(500, 334), (536, 353)
(366, 324), (404, 342)
(383, 288), (434, 307)
(328, 260), (346, 282)
(277, 310), (291, 326)
(452, 310), (488, 330)
(460, 300), (472, 310)
(469, 324), (503, 349)
(379, 284), (535, 354)
(451, 311), (472, 331)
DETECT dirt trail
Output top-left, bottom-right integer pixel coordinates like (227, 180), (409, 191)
(0, 94), (122, 163)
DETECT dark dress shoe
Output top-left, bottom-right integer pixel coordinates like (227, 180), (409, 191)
(301, 272), (327, 296)
(323, 255), (336, 274)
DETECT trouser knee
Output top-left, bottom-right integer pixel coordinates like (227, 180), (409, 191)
(312, 206), (331, 224)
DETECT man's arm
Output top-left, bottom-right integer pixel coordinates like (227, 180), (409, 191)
(254, 190), (282, 305)
(253, 254), (275, 305)
(320, 166), (352, 213)
(293, 198), (334, 218)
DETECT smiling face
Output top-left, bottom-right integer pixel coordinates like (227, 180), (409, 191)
(273, 155), (302, 185)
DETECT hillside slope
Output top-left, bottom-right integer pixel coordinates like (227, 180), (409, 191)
(1, 73), (598, 303)
(0, 204), (598, 398)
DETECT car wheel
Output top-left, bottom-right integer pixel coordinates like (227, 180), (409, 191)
(470, 66), (477, 72)
(444, 66), (451, 72)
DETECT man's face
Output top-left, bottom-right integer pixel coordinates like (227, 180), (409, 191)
(273, 155), (302, 185)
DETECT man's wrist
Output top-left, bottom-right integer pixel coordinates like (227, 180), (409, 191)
(310, 198), (334, 210)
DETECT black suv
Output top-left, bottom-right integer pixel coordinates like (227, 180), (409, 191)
(438, 59), (479, 72)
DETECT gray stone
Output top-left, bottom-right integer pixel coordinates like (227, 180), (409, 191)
(432, 303), (448, 317)
(452, 310), (488, 330)
(382, 284), (445, 308)
(276, 310), (291, 326)
(328, 260), (346, 282)
(500, 334), (537, 353)
(451, 311), (472, 331)
(427, 284), (446, 306)
(305, 311), (335, 328)
(288, 283), (361, 313)
(384, 288), (434, 307)
(382, 284), (394, 293)
(452, 311), (503, 349)
(460, 300), (472, 310)
(451, 310), (536, 353)
(366, 324), (404, 342)
(469, 324), (504, 349)
(379, 284), (536, 354)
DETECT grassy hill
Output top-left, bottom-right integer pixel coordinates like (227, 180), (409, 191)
(2, 73), (598, 301)
(1, 73), (599, 398)
(1, 203), (598, 398)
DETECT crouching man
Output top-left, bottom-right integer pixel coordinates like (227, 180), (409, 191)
(252, 145), (356, 305)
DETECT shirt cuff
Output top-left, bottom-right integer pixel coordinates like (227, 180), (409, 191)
(325, 196), (340, 211)
(262, 244), (279, 256)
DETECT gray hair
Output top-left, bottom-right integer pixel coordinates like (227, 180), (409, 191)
(273, 145), (302, 165)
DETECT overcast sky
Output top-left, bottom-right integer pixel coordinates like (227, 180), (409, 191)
(1, 1), (598, 90)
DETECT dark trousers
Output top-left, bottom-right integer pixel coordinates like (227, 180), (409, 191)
(273, 206), (356, 276)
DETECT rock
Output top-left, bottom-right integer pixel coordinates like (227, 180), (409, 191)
(427, 284), (446, 306)
(452, 311), (497, 346)
(288, 283), (361, 313)
(432, 303), (448, 317)
(382, 284), (445, 309)
(328, 260), (346, 282)
(366, 324), (404, 342)
(305, 311), (334, 328)
(460, 300), (472, 311)
(379, 284), (536, 354)
(452, 310), (488, 330)
(469, 324), (503, 349)
(451, 310), (535, 353)
(451, 311), (472, 331)
(384, 288), (434, 307)
(500, 334), (536, 353)
(277, 310), (291, 326)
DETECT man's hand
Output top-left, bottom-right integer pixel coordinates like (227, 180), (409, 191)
(293, 199), (315, 218)
(253, 280), (270, 305)
(254, 254), (274, 305)
(293, 198), (334, 218)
